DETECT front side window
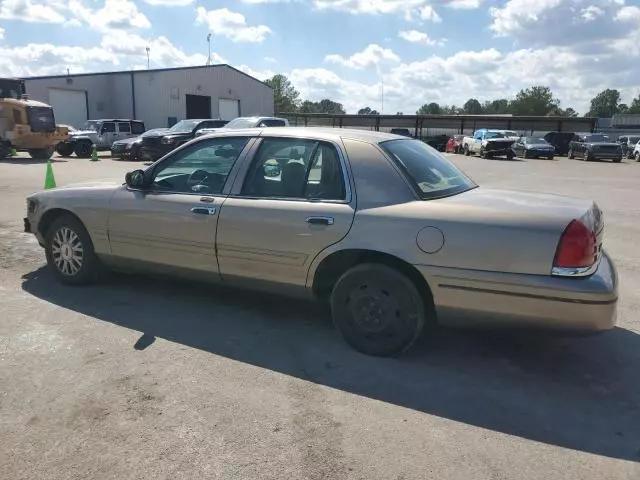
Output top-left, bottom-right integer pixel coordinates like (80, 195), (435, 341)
(380, 139), (476, 200)
(151, 137), (250, 194)
(242, 138), (346, 201)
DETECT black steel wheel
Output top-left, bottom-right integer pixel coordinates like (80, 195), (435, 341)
(55, 142), (73, 157)
(330, 263), (428, 357)
(74, 141), (92, 158)
(45, 214), (101, 285)
(463, 145), (470, 156)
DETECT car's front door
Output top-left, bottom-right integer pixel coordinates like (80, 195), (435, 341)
(99, 122), (117, 147)
(216, 136), (355, 292)
(107, 136), (254, 275)
(512, 139), (524, 156)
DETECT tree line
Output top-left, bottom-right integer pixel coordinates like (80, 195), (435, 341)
(265, 74), (640, 118)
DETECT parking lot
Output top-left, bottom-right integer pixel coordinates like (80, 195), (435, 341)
(1, 151), (639, 479)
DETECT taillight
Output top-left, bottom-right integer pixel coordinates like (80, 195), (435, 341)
(553, 219), (597, 269)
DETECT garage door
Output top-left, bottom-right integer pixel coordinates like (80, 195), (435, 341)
(218, 98), (240, 121)
(48, 88), (87, 129)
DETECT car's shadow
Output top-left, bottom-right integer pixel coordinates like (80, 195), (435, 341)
(21, 267), (640, 462)
(0, 157), (68, 164)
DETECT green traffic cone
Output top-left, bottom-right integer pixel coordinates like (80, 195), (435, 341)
(10, 147), (17, 157)
(44, 160), (57, 190)
(90, 144), (99, 162)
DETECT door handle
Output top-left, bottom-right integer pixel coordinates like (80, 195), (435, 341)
(306, 216), (334, 225)
(191, 206), (216, 215)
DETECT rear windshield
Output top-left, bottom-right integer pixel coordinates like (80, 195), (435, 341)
(380, 139), (476, 200)
(26, 106), (56, 133)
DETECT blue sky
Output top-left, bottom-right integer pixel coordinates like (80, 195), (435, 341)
(1, 0), (639, 114)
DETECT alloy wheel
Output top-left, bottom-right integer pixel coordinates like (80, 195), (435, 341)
(51, 226), (84, 276)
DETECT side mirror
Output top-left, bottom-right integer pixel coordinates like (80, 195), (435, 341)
(125, 169), (146, 188)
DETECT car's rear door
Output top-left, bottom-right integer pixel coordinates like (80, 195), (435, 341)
(215, 135), (355, 293)
(107, 136), (255, 276)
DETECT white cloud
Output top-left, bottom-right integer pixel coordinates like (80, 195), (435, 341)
(325, 44), (400, 69)
(264, 56), (277, 63)
(314, 0), (426, 16)
(195, 7), (272, 43)
(69, 0), (151, 32)
(0, 26), (4, 40)
(580, 5), (604, 22)
(0, 0), (66, 23)
(236, 64), (276, 82)
(446, 0), (482, 9)
(616, 6), (640, 22)
(143, 0), (194, 5)
(398, 30), (438, 46)
(419, 5), (441, 22)
(242, 0), (297, 3)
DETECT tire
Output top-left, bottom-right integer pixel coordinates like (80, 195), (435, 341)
(636, 152), (640, 162)
(44, 214), (101, 285)
(613, 157), (622, 163)
(0, 143), (10, 159)
(568, 149), (574, 159)
(480, 147), (487, 159)
(55, 142), (73, 157)
(330, 263), (428, 357)
(74, 141), (92, 158)
(28, 147), (54, 160)
(506, 150), (514, 160)
(463, 145), (470, 156)
(548, 156), (554, 160)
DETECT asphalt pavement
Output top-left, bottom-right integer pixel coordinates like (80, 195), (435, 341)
(0, 152), (638, 479)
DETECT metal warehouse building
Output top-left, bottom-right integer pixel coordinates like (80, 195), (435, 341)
(22, 64), (274, 130)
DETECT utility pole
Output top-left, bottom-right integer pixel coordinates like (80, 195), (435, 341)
(206, 34), (212, 66)
(381, 75), (384, 115)
(146, 47), (150, 69)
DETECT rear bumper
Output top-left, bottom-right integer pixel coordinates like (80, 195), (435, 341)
(419, 251), (618, 333)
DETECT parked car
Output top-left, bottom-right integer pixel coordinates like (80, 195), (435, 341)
(543, 131), (575, 156)
(111, 128), (170, 161)
(632, 140), (640, 162)
(424, 134), (450, 152)
(462, 129), (516, 159)
(24, 128), (618, 357)
(511, 136), (555, 159)
(56, 119), (146, 158)
(616, 135), (640, 159)
(568, 134), (623, 162)
(140, 119), (228, 162)
(390, 128), (413, 138)
(195, 116), (289, 137)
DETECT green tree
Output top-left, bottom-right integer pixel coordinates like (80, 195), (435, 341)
(563, 107), (578, 117)
(264, 74), (300, 114)
(586, 88), (621, 117)
(416, 102), (441, 114)
(299, 100), (320, 113)
(618, 103), (629, 114)
(440, 105), (461, 114)
(508, 86), (560, 116)
(627, 95), (640, 114)
(396, 111), (404, 115)
(317, 99), (345, 114)
(463, 98), (483, 114)
(482, 99), (510, 114)
(357, 107), (379, 115)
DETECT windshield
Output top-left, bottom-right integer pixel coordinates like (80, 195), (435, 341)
(83, 120), (100, 131)
(584, 134), (609, 143)
(629, 136), (640, 144)
(484, 132), (504, 139)
(168, 120), (201, 133)
(525, 137), (548, 144)
(380, 139), (476, 199)
(224, 118), (258, 129)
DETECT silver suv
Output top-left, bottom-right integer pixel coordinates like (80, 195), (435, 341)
(55, 119), (146, 158)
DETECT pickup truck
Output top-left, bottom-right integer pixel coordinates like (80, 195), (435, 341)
(462, 128), (516, 159)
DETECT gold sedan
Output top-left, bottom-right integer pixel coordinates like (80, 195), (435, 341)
(24, 128), (618, 356)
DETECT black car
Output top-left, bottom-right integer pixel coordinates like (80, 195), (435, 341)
(568, 134), (623, 162)
(511, 136), (555, 159)
(616, 135), (640, 159)
(543, 131), (575, 156)
(111, 128), (170, 161)
(424, 134), (449, 152)
(390, 128), (413, 138)
(140, 119), (228, 162)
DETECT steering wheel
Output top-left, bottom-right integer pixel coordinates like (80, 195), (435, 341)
(187, 169), (209, 186)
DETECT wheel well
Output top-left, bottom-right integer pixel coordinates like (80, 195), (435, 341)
(37, 209), (82, 237)
(312, 249), (435, 309)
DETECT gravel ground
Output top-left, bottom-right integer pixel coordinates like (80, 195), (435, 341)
(0, 152), (639, 480)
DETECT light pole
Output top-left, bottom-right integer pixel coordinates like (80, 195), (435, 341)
(146, 47), (150, 69)
(206, 34), (211, 66)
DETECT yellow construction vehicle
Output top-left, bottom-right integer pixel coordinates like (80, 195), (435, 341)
(0, 78), (68, 159)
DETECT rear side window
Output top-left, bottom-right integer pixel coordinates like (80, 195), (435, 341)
(380, 139), (476, 200)
(118, 122), (131, 133)
(242, 138), (345, 201)
(260, 119), (286, 127)
(131, 122), (145, 134)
